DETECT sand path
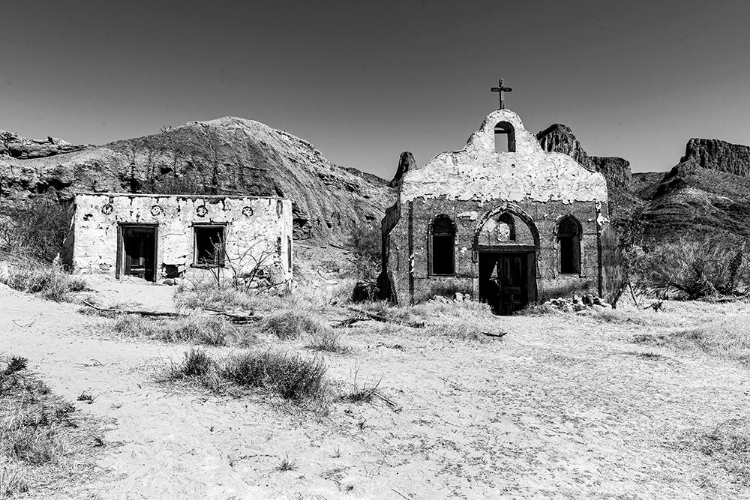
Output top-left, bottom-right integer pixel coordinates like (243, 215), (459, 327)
(2, 281), (750, 499)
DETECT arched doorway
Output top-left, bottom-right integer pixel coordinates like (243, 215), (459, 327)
(474, 208), (538, 315)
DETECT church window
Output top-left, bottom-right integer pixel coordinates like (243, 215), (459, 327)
(431, 215), (455, 275)
(558, 216), (581, 274)
(494, 121), (516, 153)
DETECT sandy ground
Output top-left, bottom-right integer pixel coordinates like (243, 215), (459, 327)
(2, 278), (750, 499)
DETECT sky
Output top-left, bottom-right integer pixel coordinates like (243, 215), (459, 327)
(2, 1), (749, 179)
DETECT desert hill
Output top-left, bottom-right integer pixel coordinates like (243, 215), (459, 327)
(0, 118), (394, 240)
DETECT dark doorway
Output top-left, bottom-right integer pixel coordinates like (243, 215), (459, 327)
(479, 252), (533, 315)
(118, 226), (157, 281)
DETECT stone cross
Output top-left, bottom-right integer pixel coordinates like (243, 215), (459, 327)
(491, 79), (513, 109)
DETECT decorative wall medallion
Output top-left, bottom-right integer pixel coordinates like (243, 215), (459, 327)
(242, 206), (254, 218)
(101, 203), (113, 215)
(150, 205), (163, 216)
(196, 205), (208, 218)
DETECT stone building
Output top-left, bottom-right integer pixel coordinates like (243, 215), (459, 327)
(63, 193), (293, 284)
(380, 109), (620, 314)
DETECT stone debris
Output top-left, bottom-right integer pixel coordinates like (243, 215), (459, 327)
(544, 294), (612, 312)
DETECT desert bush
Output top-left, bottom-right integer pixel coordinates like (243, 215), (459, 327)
(112, 314), (247, 346)
(341, 373), (382, 404)
(632, 232), (750, 299)
(0, 263), (87, 301)
(261, 311), (329, 340)
(0, 201), (71, 262)
(221, 350), (328, 401)
(350, 224), (381, 279)
(167, 348), (329, 402)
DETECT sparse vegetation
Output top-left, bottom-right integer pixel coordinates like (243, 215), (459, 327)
(0, 263), (87, 302)
(167, 348), (329, 402)
(275, 454), (298, 472)
(341, 372), (382, 404)
(0, 355), (102, 497)
(111, 313), (251, 346)
(306, 328), (347, 354)
(634, 316), (750, 365)
(672, 419), (750, 487)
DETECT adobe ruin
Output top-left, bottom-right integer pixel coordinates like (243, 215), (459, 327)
(380, 108), (620, 314)
(63, 193), (293, 284)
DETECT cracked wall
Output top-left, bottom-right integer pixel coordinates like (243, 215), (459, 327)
(69, 193), (292, 282)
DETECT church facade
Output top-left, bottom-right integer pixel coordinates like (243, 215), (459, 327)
(379, 108), (620, 314)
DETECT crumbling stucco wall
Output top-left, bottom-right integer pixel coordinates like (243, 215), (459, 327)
(69, 193), (292, 282)
(382, 109), (615, 305)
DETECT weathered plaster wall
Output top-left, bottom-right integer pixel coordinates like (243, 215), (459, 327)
(382, 109), (615, 305)
(70, 193), (292, 281)
(400, 110), (608, 204)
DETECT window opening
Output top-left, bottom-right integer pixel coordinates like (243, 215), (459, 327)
(194, 226), (225, 266)
(432, 215), (455, 275)
(558, 217), (580, 274)
(494, 121), (516, 153)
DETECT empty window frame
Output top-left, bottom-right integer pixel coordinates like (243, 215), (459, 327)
(431, 215), (456, 275)
(194, 225), (226, 266)
(557, 217), (581, 274)
(494, 121), (516, 153)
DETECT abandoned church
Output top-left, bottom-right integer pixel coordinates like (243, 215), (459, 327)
(380, 103), (620, 314)
(62, 193), (293, 284)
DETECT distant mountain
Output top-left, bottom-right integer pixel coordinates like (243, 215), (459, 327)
(640, 139), (750, 241)
(536, 126), (750, 243)
(0, 117), (393, 240)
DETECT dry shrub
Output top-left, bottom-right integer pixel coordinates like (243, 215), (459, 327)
(174, 278), (255, 311)
(633, 232), (750, 299)
(350, 224), (381, 279)
(262, 311), (329, 341)
(112, 314), (249, 346)
(0, 462), (29, 497)
(366, 300), (502, 340)
(0, 201), (71, 262)
(167, 348), (329, 402)
(0, 263), (87, 302)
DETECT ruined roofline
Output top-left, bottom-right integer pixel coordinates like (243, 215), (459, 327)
(73, 192), (287, 201)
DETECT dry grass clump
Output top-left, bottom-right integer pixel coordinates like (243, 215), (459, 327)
(167, 348), (329, 402)
(634, 316), (750, 365)
(365, 300), (503, 340)
(111, 313), (252, 346)
(306, 329), (348, 354)
(0, 356), (101, 497)
(174, 279), (256, 311)
(0, 263), (87, 302)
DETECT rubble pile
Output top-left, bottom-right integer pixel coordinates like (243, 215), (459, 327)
(544, 294), (612, 312)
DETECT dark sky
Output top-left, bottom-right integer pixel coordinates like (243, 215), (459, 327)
(2, 1), (749, 179)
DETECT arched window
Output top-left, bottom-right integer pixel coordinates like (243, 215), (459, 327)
(431, 215), (455, 275)
(558, 216), (581, 274)
(494, 121), (516, 153)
